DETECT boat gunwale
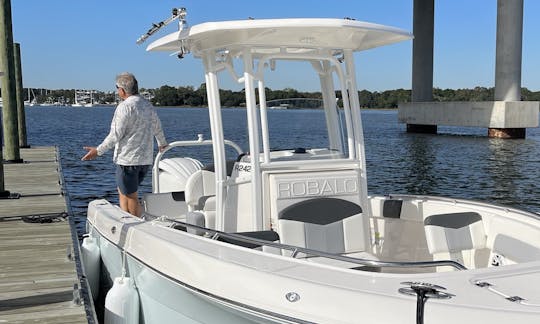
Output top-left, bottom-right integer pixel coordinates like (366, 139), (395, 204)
(153, 215), (467, 271)
(379, 193), (540, 223)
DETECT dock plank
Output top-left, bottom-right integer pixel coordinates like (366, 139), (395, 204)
(0, 147), (90, 323)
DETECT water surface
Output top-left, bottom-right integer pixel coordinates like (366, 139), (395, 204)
(24, 106), (540, 235)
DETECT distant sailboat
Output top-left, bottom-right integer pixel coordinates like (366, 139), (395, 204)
(24, 88), (37, 106)
(30, 89), (37, 106)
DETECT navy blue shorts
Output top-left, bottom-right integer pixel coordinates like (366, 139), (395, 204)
(116, 165), (150, 195)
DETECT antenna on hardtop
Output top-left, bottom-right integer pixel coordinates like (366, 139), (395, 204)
(136, 7), (188, 45)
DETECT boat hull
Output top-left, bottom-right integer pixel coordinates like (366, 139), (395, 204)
(85, 199), (540, 324)
(93, 229), (301, 323)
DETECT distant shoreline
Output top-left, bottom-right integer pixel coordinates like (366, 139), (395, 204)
(27, 105), (397, 109)
(27, 87), (540, 110)
(153, 105), (399, 110)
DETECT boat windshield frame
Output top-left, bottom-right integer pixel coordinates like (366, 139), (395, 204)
(201, 47), (370, 232)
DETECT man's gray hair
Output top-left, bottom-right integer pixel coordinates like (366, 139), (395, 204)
(116, 72), (139, 95)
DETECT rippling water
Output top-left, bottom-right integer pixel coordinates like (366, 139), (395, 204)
(24, 106), (540, 236)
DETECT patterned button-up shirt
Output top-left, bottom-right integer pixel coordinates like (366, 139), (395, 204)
(97, 95), (167, 166)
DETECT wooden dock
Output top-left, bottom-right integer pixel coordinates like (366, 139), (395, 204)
(0, 147), (93, 323)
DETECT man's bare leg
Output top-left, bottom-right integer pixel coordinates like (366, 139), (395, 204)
(118, 187), (141, 217)
(118, 187), (128, 211)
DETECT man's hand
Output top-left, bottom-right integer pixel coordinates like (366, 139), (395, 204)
(81, 146), (99, 161)
(159, 144), (168, 153)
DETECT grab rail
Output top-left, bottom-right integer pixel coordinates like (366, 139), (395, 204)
(160, 216), (467, 271)
(152, 135), (243, 192)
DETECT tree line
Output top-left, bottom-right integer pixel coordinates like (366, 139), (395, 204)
(13, 85), (540, 108)
(150, 85), (540, 108)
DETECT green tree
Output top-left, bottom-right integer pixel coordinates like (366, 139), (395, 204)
(153, 85), (179, 106)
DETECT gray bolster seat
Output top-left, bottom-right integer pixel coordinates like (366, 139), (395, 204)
(277, 198), (377, 267)
(424, 212), (486, 253)
(424, 212), (487, 269)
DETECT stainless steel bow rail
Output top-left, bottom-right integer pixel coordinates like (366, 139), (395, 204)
(160, 216), (463, 324)
(159, 216), (468, 271)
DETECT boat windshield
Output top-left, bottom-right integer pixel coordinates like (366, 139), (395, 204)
(257, 60), (350, 162)
(264, 107), (349, 161)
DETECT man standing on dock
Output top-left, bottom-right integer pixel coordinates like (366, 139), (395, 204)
(81, 72), (167, 217)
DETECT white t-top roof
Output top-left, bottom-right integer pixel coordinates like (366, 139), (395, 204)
(147, 18), (412, 57)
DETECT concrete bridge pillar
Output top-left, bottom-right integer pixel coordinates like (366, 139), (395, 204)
(491, 0), (524, 138)
(408, 0), (436, 134)
(399, 0), (538, 138)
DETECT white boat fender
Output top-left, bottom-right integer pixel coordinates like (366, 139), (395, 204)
(104, 276), (140, 324)
(81, 235), (100, 301)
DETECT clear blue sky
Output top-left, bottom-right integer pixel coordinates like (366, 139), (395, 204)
(9, 0), (540, 92)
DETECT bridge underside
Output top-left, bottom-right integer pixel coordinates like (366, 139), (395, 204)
(398, 101), (539, 139)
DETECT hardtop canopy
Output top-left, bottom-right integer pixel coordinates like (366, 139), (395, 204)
(147, 18), (412, 56)
(144, 16), (412, 232)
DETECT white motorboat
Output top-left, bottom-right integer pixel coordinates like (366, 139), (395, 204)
(73, 90), (94, 107)
(82, 8), (540, 324)
(84, 90), (95, 107)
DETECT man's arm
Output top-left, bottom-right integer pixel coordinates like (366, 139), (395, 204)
(152, 109), (167, 148)
(81, 146), (99, 160)
(81, 105), (129, 160)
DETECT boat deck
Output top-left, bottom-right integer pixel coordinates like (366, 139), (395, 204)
(0, 147), (91, 323)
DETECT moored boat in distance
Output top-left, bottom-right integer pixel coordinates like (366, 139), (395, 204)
(24, 88), (37, 106)
(84, 90), (94, 107)
(72, 90), (95, 107)
(82, 7), (540, 324)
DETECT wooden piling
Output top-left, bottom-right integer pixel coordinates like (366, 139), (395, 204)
(14, 43), (28, 148)
(0, 0), (21, 163)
